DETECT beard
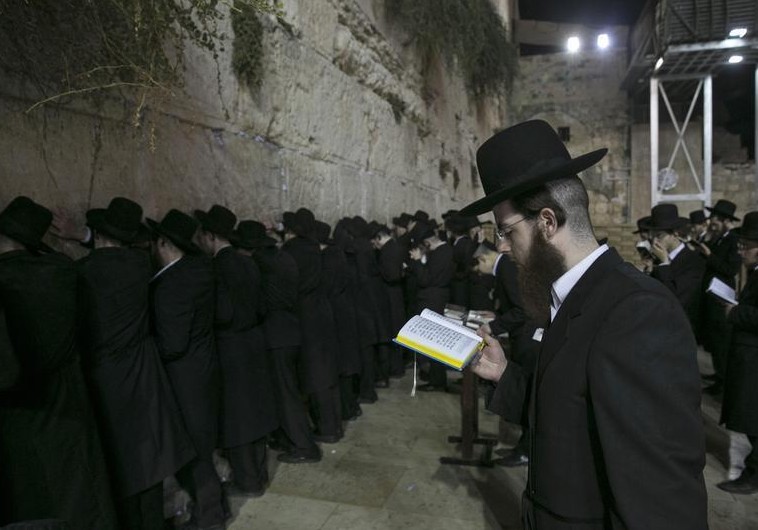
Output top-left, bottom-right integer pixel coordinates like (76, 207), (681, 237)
(515, 229), (567, 324)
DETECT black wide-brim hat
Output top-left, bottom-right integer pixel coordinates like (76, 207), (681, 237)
(706, 199), (740, 222)
(232, 220), (277, 249)
(734, 211), (758, 241)
(194, 205), (237, 240)
(459, 120), (607, 216)
(689, 209), (706, 225)
(0, 196), (54, 253)
(633, 216), (651, 234)
(86, 197), (149, 244)
(645, 204), (689, 231)
(147, 209), (201, 254)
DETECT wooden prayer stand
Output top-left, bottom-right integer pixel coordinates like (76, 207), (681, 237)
(439, 365), (497, 467)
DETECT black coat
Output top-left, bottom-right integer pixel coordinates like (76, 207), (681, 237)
(253, 247), (301, 349)
(488, 249), (707, 529)
(701, 231), (741, 349)
(377, 238), (406, 336)
(78, 247), (195, 497)
(321, 245), (362, 376)
(450, 236), (477, 307)
(468, 272), (495, 311)
(282, 237), (338, 392)
(704, 231), (741, 287)
(0, 250), (118, 529)
(408, 243), (454, 314)
(722, 267), (758, 435)
(651, 245), (706, 331)
(349, 238), (382, 346)
(213, 247), (278, 447)
(150, 255), (220, 458)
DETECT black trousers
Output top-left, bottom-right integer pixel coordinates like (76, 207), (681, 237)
(269, 346), (318, 454)
(429, 361), (448, 388)
(175, 454), (224, 528)
(389, 344), (405, 376)
(117, 482), (163, 530)
(339, 374), (360, 418)
(703, 298), (732, 381)
(358, 346), (378, 401)
(226, 438), (268, 492)
(309, 385), (341, 437)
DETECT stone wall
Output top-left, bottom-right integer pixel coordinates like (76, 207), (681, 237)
(0, 0), (509, 231)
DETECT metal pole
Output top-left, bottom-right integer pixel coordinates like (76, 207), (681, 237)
(704, 76), (712, 208)
(651, 77), (659, 207)
(755, 65), (757, 191)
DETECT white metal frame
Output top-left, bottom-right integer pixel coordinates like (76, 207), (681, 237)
(650, 75), (713, 207)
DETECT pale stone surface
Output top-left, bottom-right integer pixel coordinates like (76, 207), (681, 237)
(0, 0), (509, 231)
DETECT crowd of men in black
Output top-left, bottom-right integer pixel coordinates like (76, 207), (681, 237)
(632, 199), (758, 496)
(2, 191), (758, 530)
(0, 196), (532, 530)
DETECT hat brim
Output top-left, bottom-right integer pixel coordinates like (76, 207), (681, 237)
(0, 216), (54, 254)
(705, 207), (740, 222)
(633, 216), (652, 234)
(459, 148), (608, 216)
(147, 218), (202, 255)
(733, 226), (758, 241)
(645, 217), (689, 232)
(86, 209), (148, 244)
(231, 233), (278, 249)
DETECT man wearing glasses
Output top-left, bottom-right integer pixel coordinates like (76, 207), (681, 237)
(461, 120), (707, 529)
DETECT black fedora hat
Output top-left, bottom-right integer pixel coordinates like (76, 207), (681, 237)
(195, 205), (237, 240)
(147, 209), (201, 254)
(392, 213), (412, 228)
(706, 200), (740, 222)
(293, 208), (316, 239)
(459, 120), (607, 216)
(646, 204), (688, 231)
(0, 196), (54, 253)
(413, 210), (429, 222)
(689, 210), (706, 225)
(86, 197), (149, 244)
(232, 220), (277, 249)
(734, 212), (758, 241)
(315, 221), (335, 245)
(632, 216), (651, 234)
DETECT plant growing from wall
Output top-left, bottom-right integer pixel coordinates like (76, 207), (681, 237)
(385, 0), (516, 100)
(0, 0), (280, 112)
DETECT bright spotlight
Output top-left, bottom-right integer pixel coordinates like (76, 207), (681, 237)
(597, 34), (610, 49)
(567, 36), (581, 53)
(728, 55), (744, 64)
(654, 57), (664, 71)
(729, 28), (748, 38)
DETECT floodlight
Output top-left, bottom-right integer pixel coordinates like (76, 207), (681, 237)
(728, 55), (744, 64)
(729, 28), (748, 38)
(597, 34), (610, 49)
(567, 36), (581, 53)
(654, 57), (664, 71)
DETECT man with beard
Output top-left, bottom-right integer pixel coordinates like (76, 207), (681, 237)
(462, 120), (707, 529)
(697, 200), (741, 395)
(195, 205), (278, 497)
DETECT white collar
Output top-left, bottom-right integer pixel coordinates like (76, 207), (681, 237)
(214, 244), (232, 257)
(151, 257), (182, 282)
(669, 242), (685, 261)
(454, 235), (466, 245)
(550, 244), (609, 322)
(492, 253), (504, 277)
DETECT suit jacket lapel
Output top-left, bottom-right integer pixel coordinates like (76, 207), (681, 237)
(536, 248), (623, 384)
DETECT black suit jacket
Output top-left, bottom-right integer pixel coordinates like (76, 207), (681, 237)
(78, 247), (194, 497)
(488, 249), (707, 529)
(0, 250), (118, 528)
(253, 247), (301, 349)
(408, 243), (454, 314)
(722, 267), (758, 434)
(450, 236), (477, 307)
(150, 255), (220, 457)
(213, 247), (277, 447)
(651, 245), (706, 330)
(704, 231), (741, 287)
(378, 238), (406, 335)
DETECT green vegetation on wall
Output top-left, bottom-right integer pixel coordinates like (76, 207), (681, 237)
(385, 0), (516, 100)
(0, 0), (278, 111)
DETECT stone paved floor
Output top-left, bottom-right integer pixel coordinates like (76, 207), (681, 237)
(226, 352), (758, 529)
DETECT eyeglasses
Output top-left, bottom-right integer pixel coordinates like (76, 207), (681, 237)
(495, 217), (529, 241)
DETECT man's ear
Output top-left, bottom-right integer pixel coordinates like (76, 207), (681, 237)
(538, 208), (559, 238)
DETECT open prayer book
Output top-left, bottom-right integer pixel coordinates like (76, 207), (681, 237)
(394, 309), (484, 371)
(707, 277), (738, 305)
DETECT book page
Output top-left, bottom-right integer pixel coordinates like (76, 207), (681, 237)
(398, 315), (482, 362)
(420, 309), (482, 342)
(707, 277), (738, 305)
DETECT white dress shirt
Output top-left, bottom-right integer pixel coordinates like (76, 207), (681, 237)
(492, 253), (505, 277)
(550, 244), (609, 322)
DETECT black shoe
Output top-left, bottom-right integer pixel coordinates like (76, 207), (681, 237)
(703, 382), (723, 396)
(495, 450), (529, 467)
(223, 482), (265, 498)
(313, 432), (342, 444)
(277, 450), (322, 464)
(346, 405), (363, 421)
(374, 380), (390, 389)
(358, 395), (377, 404)
(717, 470), (758, 494)
(701, 373), (718, 381)
(416, 383), (447, 393)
